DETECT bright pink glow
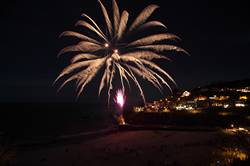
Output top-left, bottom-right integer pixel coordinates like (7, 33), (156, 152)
(115, 89), (125, 108)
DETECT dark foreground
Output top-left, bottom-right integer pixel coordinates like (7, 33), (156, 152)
(12, 129), (250, 166)
(1, 126), (250, 166)
(19, 130), (220, 166)
(1, 103), (250, 166)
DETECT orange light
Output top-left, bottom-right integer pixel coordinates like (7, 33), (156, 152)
(117, 115), (126, 125)
(239, 96), (247, 100)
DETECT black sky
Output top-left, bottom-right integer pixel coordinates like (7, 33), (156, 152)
(0, 0), (250, 103)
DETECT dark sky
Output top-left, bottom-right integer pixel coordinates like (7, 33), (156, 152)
(1, 0), (250, 103)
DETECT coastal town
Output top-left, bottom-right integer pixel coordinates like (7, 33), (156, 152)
(133, 83), (250, 113)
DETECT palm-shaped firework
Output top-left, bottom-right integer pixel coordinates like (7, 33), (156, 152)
(55, 0), (187, 104)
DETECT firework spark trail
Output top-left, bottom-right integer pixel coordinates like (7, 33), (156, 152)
(114, 89), (126, 125)
(114, 89), (125, 108)
(55, 0), (187, 104)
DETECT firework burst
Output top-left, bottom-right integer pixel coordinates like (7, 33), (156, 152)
(55, 0), (187, 104)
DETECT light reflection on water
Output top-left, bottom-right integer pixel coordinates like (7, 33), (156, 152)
(211, 127), (250, 165)
(211, 148), (248, 166)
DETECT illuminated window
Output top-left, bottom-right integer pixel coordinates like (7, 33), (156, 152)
(239, 96), (248, 100)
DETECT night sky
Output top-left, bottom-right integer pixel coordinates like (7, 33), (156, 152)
(1, 0), (250, 103)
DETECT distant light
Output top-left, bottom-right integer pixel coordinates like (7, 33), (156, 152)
(114, 49), (118, 53)
(104, 43), (109, 48)
(181, 91), (191, 97)
(175, 105), (193, 111)
(239, 96), (248, 100)
(195, 96), (207, 101)
(235, 103), (246, 107)
(189, 109), (202, 114)
(238, 127), (248, 132)
(237, 88), (250, 93)
(209, 95), (229, 101)
(218, 111), (231, 116)
(209, 95), (217, 100)
(212, 103), (223, 107)
(162, 108), (170, 113)
(134, 107), (143, 112)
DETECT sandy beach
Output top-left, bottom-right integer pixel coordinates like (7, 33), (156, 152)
(17, 130), (221, 166)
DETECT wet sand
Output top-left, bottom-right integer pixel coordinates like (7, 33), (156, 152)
(18, 130), (219, 166)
